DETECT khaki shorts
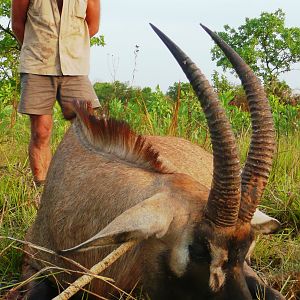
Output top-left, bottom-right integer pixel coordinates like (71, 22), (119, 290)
(18, 73), (100, 117)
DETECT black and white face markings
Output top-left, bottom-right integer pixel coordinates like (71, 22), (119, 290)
(187, 232), (229, 292)
(181, 226), (256, 294)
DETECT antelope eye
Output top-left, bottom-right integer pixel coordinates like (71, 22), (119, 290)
(189, 241), (210, 262)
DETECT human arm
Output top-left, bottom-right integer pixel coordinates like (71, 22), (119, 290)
(86, 0), (100, 37)
(11, 0), (30, 45)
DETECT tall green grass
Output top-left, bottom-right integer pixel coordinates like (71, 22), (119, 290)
(0, 88), (299, 299)
(0, 105), (69, 294)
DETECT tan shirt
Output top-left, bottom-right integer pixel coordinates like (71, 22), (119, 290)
(20, 0), (90, 75)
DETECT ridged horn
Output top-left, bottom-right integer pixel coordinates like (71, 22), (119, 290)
(201, 24), (276, 223)
(150, 23), (241, 228)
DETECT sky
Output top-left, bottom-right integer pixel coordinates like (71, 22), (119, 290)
(89, 0), (300, 92)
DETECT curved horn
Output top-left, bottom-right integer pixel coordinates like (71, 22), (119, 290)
(150, 23), (241, 228)
(201, 24), (276, 223)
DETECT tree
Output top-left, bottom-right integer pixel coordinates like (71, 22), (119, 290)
(0, 0), (20, 124)
(211, 9), (300, 85)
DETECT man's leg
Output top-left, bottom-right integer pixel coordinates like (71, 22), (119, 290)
(29, 115), (53, 184)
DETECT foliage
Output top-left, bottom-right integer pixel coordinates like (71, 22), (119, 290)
(0, 0), (10, 17)
(211, 9), (300, 85)
(94, 81), (134, 105)
(0, 0), (20, 119)
(269, 94), (300, 134)
(212, 71), (300, 134)
(166, 82), (193, 101)
(94, 79), (299, 137)
(266, 78), (294, 104)
(90, 35), (105, 47)
(212, 70), (233, 94)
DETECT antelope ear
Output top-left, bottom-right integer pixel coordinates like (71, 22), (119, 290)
(250, 209), (281, 234)
(59, 192), (176, 253)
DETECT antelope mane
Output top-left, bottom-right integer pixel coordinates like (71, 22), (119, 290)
(73, 100), (169, 173)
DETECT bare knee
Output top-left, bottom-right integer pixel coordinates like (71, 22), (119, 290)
(31, 126), (51, 146)
(30, 115), (53, 147)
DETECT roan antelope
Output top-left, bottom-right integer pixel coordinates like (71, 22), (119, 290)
(17, 24), (284, 300)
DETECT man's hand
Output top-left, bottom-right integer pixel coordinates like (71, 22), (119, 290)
(11, 0), (30, 45)
(86, 0), (100, 37)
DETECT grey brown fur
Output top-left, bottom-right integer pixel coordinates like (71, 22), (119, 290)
(19, 25), (284, 300)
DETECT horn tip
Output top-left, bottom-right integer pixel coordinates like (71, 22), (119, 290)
(149, 23), (160, 35)
(200, 23), (213, 37)
(199, 23), (206, 29)
(149, 23), (158, 31)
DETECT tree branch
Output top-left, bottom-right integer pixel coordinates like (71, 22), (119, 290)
(0, 23), (17, 42)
